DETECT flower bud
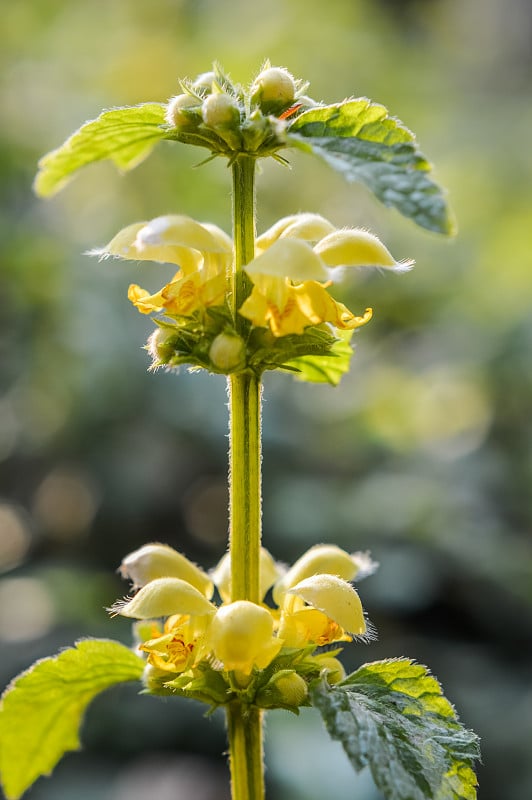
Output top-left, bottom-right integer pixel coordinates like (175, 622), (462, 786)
(148, 327), (177, 364)
(202, 93), (240, 129)
(209, 332), (246, 373)
(255, 670), (308, 710)
(314, 655), (345, 684)
(251, 67), (296, 115)
(120, 542), (213, 597)
(142, 664), (176, 696)
(166, 93), (201, 129)
(208, 601), (281, 674)
(192, 71), (216, 92)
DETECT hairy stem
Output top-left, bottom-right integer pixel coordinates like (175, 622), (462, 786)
(227, 155), (264, 800)
(229, 155), (261, 603)
(227, 703), (264, 800)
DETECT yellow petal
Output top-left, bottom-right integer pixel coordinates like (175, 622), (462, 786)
(207, 601), (281, 674)
(287, 574), (366, 635)
(128, 284), (165, 314)
(256, 213), (336, 251)
(92, 222), (147, 259)
(200, 222), (234, 253)
(273, 544), (361, 606)
(112, 577), (216, 619)
(239, 281), (319, 337)
(293, 282), (373, 331)
(245, 239), (328, 282)
(161, 272), (225, 315)
(212, 548), (283, 603)
(120, 543), (213, 598)
(279, 607), (351, 647)
(315, 229), (414, 272)
(95, 222), (203, 272)
(238, 284), (271, 330)
(137, 215), (231, 254)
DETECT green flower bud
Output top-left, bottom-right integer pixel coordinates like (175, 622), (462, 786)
(313, 655), (345, 684)
(142, 664), (175, 696)
(251, 67), (296, 115)
(209, 332), (246, 373)
(255, 669), (308, 710)
(202, 93), (240, 129)
(166, 93), (201, 129)
(147, 327), (178, 364)
(192, 71), (216, 92)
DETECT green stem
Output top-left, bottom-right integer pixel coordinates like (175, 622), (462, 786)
(229, 155), (260, 603)
(226, 155), (264, 800)
(227, 704), (265, 800)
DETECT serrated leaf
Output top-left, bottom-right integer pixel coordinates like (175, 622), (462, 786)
(311, 658), (480, 800)
(34, 104), (168, 197)
(287, 100), (455, 235)
(0, 639), (145, 799)
(285, 331), (354, 385)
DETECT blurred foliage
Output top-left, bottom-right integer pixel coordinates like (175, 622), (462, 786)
(1, 1), (532, 799)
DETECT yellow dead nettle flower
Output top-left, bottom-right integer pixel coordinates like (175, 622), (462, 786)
(93, 215), (232, 317)
(278, 573), (366, 647)
(239, 214), (412, 337)
(207, 600), (282, 675)
(272, 543), (376, 605)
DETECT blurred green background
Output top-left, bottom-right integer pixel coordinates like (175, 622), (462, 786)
(1, 1), (532, 798)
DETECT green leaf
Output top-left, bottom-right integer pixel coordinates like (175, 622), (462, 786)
(34, 104), (168, 197)
(285, 331), (354, 385)
(311, 658), (480, 800)
(287, 100), (455, 235)
(0, 639), (145, 799)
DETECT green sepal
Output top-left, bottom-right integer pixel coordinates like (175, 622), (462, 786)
(287, 100), (455, 235)
(34, 104), (169, 197)
(310, 658), (480, 800)
(0, 639), (145, 800)
(247, 324), (342, 378)
(149, 311), (351, 382)
(284, 329), (354, 385)
(164, 663), (230, 708)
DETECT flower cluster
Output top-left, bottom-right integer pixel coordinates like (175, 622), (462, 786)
(94, 212), (410, 377)
(113, 543), (377, 710)
(163, 62), (314, 159)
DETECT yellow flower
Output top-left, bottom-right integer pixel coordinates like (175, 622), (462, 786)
(95, 212), (408, 346)
(273, 543), (377, 605)
(278, 574), (366, 647)
(92, 214), (232, 318)
(239, 213), (412, 337)
(140, 614), (205, 674)
(112, 543), (375, 693)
